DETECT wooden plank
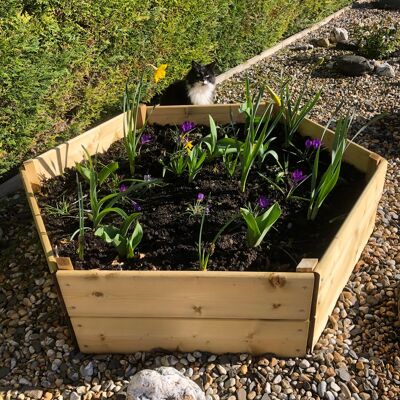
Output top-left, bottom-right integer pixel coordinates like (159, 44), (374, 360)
(55, 257), (74, 270)
(20, 166), (57, 272)
(296, 258), (318, 272)
(297, 119), (376, 173)
(311, 158), (387, 347)
(56, 270), (314, 320)
(147, 104), (245, 126)
(72, 317), (309, 357)
(27, 113), (125, 181)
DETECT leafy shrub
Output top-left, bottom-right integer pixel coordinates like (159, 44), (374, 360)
(355, 21), (400, 59)
(0, 0), (350, 180)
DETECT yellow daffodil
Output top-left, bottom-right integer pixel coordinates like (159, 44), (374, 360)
(265, 84), (281, 107)
(154, 64), (167, 83)
(185, 141), (193, 151)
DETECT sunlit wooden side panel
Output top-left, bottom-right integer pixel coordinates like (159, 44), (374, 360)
(147, 103), (245, 126)
(297, 118), (373, 173)
(72, 317), (310, 357)
(56, 270), (314, 320)
(20, 166), (57, 272)
(24, 110), (141, 181)
(311, 157), (387, 347)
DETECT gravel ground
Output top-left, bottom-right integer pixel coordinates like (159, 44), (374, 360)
(1, 2), (399, 400)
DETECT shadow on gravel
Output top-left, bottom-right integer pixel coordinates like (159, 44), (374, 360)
(350, 113), (400, 159)
(352, 1), (387, 10)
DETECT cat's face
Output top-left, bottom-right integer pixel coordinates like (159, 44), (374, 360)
(187, 61), (216, 86)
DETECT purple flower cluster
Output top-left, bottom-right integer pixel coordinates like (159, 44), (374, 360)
(119, 184), (127, 192)
(258, 195), (271, 209)
(305, 138), (322, 150)
(180, 121), (196, 133)
(291, 169), (305, 184)
(197, 193), (205, 201)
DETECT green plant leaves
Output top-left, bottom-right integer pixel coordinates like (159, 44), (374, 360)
(95, 218), (143, 259)
(240, 203), (281, 247)
(98, 161), (119, 186)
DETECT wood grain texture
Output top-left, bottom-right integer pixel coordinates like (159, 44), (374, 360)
(311, 157), (387, 347)
(71, 316), (309, 357)
(296, 258), (318, 272)
(20, 166), (57, 272)
(147, 103), (244, 126)
(297, 119), (374, 173)
(25, 112), (126, 181)
(56, 270), (314, 320)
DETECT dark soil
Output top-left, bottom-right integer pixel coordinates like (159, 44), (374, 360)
(37, 123), (365, 272)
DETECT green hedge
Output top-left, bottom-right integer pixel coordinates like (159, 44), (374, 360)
(0, 0), (350, 180)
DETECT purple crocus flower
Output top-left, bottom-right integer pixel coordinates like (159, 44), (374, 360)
(312, 138), (322, 149)
(258, 195), (271, 209)
(140, 133), (152, 145)
(119, 184), (127, 192)
(291, 169), (305, 183)
(180, 121), (196, 133)
(305, 139), (314, 149)
(131, 200), (142, 212)
(197, 193), (205, 201)
(305, 138), (322, 149)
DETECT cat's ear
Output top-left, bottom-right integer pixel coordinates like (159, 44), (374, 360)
(191, 60), (201, 70)
(206, 61), (217, 71)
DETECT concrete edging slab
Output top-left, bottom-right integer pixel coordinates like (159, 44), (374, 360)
(216, 5), (351, 84)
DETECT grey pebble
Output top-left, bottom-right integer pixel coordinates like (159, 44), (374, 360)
(330, 381), (341, 392)
(224, 377), (236, 388)
(338, 382), (352, 399)
(318, 381), (327, 398)
(69, 392), (81, 400)
(337, 368), (351, 382)
(325, 391), (335, 400)
(299, 360), (310, 369)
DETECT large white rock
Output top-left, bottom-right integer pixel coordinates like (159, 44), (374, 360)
(127, 367), (206, 400)
(330, 27), (349, 43)
(374, 61), (396, 78)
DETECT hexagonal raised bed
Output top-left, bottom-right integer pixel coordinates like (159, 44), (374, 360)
(21, 104), (387, 357)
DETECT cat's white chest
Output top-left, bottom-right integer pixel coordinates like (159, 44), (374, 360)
(188, 82), (215, 105)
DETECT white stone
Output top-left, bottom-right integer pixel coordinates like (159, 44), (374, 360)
(69, 393), (81, 400)
(330, 27), (349, 43)
(374, 61), (396, 78)
(127, 367), (206, 400)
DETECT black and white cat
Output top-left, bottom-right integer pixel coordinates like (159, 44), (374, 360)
(153, 61), (217, 105)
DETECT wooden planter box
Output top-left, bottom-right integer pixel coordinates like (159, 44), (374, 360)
(21, 104), (387, 357)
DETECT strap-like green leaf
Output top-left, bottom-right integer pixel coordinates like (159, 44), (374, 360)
(240, 208), (260, 246)
(99, 161), (119, 186)
(120, 212), (141, 237)
(253, 203), (281, 247)
(127, 221), (143, 258)
(93, 207), (128, 228)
